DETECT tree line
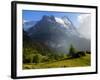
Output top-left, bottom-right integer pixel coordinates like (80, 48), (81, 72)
(23, 40), (88, 64)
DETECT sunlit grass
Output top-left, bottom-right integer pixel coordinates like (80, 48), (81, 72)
(23, 54), (90, 69)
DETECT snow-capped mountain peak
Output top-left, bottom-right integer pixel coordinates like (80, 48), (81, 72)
(23, 15), (90, 53)
(55, 16), (75, 30)
(55, 17), (67, 28)
(26, 15), (80, 36)
(55, 16), (71, 26)
(41, 15), (71, 29)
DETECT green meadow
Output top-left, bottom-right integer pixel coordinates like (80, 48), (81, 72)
(23, 54), (90, 69)
(23, 37), (91, 69)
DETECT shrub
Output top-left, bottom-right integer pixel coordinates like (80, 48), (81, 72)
(32, 54), (42, 63)
(77, 51), (86, 56)
(86, 51), (91, 54)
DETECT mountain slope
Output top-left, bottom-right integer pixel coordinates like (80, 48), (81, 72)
(25, 15), (90, 53)
(23, 21), (37, 31)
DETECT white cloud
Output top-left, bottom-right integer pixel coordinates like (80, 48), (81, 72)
(78, 14), (90, 23)
(77, 14), (91, 39)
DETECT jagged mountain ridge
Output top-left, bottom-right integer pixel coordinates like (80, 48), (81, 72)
(23, 15), (90, 53)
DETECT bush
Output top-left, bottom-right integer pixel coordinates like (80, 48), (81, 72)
(77, 51), (86, 56)
(72, 53), (80, 58)
(42, 56), (49, 62)
(86, 51), (91, 54)
(23, 58), (30, 63)
(32, 54), (42, 63)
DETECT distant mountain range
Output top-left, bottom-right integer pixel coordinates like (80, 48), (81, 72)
(23, 15), (90, 53)
(23, 21), (37, 31)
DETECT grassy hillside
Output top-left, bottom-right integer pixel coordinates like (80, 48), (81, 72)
(23, 54), (90, 69)
(23, 32), (91, 69)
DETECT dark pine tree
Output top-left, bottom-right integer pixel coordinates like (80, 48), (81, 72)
(69, 44), (79, 58)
